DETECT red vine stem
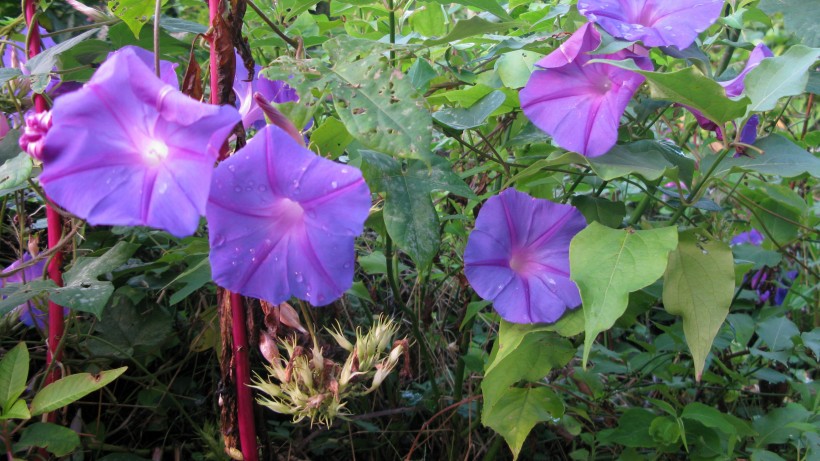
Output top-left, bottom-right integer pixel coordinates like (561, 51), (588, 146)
(208, 0), (258, 459)
(25, 0), (65, 412)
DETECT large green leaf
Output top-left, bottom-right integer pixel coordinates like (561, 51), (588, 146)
(482, 387), (564, 460)
(703, 135), (820, 178)
(589, 140), (694, 184)
(321, 38), (432, 161)
(360, 150), (474, 268)
(759, 0), (820, 47)
(744, 45), (820, 113)
(108, 0), (168, 38)
(571, 196), (626, 228)
(0, 152), (33, 198)
(50, 242), (140, 318)
(0, 343), (29, 414)
(595, 61), (749, 125)
(14, 422), (80, 456)
(432, 90), (506, 130)
(570, 223), (678, 366)
(663, 230), (735, 381)
(30, 367), (127, 416)
(482, 322), (574, 412)
(496, 50), (543, 89)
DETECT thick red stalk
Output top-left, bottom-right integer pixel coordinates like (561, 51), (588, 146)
(230, 292), (257, 461)
(208, 1), (258, 459)
(25, 0), (65, 402)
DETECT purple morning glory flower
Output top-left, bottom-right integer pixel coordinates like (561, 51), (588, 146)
(206, 124), (371, 306)
(234, 54), (298, 130)
(578, 0), (725, 49)
(731, 229), (764, 246)
(40, 46), (240, 238)
(463, 188), (587, 324)
(1, 253), (49, 328)
(520, 22), (652, 157)
(721, 43), (773, 98)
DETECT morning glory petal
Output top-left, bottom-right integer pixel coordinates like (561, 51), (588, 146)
(207, 125), (371, 306)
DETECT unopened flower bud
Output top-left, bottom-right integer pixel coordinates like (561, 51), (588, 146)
(19, 111), (52, 161)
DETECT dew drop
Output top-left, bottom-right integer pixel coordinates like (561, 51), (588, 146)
(343, 263), (351, 269)
(234, 186), (242, 192)
(317, 294), (326, 303)
(331, 181), (338, 189)
(249, 248), (255, 254)
(213, 234), (226, 246)
(664, 25), (673, 30)
(340, 168), (349, 174)
(257, 185), (267, 192)
(228, 164), (236, 173)
(295, 272), (304, 283)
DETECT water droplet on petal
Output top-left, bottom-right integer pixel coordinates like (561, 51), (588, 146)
(213, 234), (226, 246)
(340, 168), (349, 174)
(234, 186), (242, 193)
(343, 263), (351, 269)
(228, 164), (236, 173)
(257, 185), (267, 192)
(295, 272), (304, 283)
(331, 181), (338, 189)
(317, 294), (325, 303)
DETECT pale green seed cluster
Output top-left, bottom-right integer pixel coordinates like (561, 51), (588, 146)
(252, 315), (407, 426)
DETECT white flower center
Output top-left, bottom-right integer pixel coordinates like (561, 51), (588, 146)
(144, 139), (169, 162)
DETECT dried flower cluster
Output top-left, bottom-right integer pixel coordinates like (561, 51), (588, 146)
(253, 315), (408, 426)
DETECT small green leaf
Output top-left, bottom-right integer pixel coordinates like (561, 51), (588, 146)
(407, 58), (437, 92)
(434, 0), (512, 21)
(424, 17), (523, 46)
(681, 402), (755, 438)
(0, 279), (57, 318)
(309, 117), (354, 159)
(409, 2), (447, 37)
(25, 29), (98, 75)
(0, 129), (22, 163)
(756, 316), (800, 352)
(649, 416), (680, 445)
(0, 343), (29, 413)
(433, 90), (506, 130)
(108, 0), (168, 38)
(51, 241), (140, 318)
(482, 387), (564, 460)
(570, 223), (678, 366)
(496, 50), (543, 89)
(483, 322), (574, 412)
(0, 68), (22, 86)
(0, 153), (33, 198)
(30, 367), (127, 416)
(0, 399), (31, 420)
(167, 257), (211, 305)
(15, 422), (80, 456)
(598, 408), (659, 448)
(663, 230), (735, 381)
(744, 45), (820, 113)
(571, 196), (626, 228)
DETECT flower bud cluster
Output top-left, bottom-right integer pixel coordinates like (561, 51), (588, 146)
(253, 315), (407, 426)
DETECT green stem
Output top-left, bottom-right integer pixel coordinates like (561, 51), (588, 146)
(561, 167), (591, 203)
(385, 234), (402, 308)
(629, 179), (661, 226)
(668, 148), (732, 225)
(388, 0), (396, 65)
